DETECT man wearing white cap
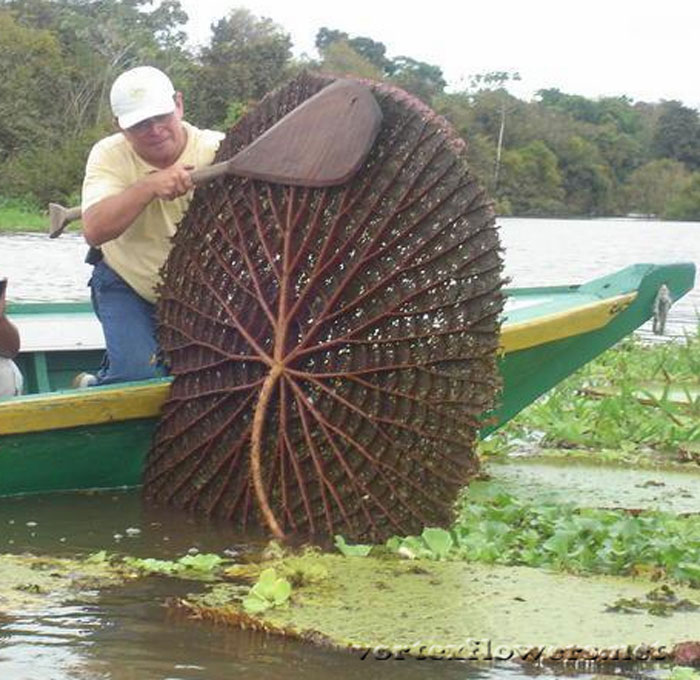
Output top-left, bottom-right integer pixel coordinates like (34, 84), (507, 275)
(77, 66), (224, 386)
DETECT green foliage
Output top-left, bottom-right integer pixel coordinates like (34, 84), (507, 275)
(124, 556), (182, 575)
(318, 40), (384, 81)
(669, 668), (700, 680)
(556, 135), (615, 215)
(622, 159), (690, 217)
(315, 27), (347, 52)
(504, 334), (700, 452)
(365, 336), (700, 586)
(538, 89), (642, 134)
(470, 71), (521, 91)
(187, 8), (292, 128)
(388, 56), (446, 102)
(85, 550), (110, 564)
(421, 528), (454, 559)
(0, 2), (697, 218)
(594, 125), (644, 183)
(4, 0), (191, 131)
(0, 126), (105, 205)
(222, 100), (251, 130)
(0, 0), (191, 205)
(665, 172), (700, 220)
(316, 27), (445, 103)
(242, 567), (292, 613)
(499, 140), (565, 215)
(0, 10), (69, 159)
(316, 28), (390, 71)
(381, 528), (456, 560)
(381, 482), (700, 586)
(652, 101), (700, 170)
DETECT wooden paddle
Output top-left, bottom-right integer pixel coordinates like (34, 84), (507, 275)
(49, 78), (382, 238)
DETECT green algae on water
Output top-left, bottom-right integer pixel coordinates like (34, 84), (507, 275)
(0, 552), (136, 613)
(485, 458), (700, 515)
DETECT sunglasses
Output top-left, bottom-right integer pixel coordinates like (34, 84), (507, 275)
(126, 113), (175, 135)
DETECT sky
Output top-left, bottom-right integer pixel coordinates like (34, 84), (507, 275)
(175, 0), (700, 109)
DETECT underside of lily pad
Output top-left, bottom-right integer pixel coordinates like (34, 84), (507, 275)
(146, 72), (503, 542)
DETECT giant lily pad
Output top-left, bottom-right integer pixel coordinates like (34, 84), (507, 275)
(176, 553), (700, 661)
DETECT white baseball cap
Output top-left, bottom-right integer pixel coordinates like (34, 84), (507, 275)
(110, 66), (176, 129)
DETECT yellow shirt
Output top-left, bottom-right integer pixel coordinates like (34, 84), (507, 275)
(81, 122), (224, 303)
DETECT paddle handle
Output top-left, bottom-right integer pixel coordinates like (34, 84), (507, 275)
(189, 160), (234, 185)
(48, 165), (233, 238)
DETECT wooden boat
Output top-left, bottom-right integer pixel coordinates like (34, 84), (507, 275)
(0, 262), (695, 497)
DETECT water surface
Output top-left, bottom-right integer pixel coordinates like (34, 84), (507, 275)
(2, 217), (697, 337)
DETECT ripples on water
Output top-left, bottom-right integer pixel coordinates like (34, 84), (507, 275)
(0, 218), (697, 678)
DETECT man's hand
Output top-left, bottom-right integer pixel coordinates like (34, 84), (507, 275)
(143, 164), (194, 201)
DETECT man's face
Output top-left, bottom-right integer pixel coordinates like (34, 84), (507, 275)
(121, 93), (187, 168)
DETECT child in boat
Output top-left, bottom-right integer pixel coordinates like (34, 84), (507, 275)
(0, 278), (22, 397)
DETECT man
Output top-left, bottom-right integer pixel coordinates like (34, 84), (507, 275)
(0, 279), (22, 397)
(77, 66), (224, 386)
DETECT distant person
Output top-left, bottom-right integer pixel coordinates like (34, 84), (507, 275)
(75, 66), (224, 387)
(0, 278), (23, 397)
(652, 283), (673, 335)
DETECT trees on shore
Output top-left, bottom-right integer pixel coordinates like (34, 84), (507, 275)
(1, 0), (700, 220)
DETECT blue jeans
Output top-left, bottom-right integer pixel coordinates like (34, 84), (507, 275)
(89, 261), (165, 385)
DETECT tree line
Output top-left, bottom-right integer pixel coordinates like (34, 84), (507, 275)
(2, 0), (700, 220)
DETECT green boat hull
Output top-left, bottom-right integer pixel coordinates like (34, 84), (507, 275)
(0, 262), (695, 497)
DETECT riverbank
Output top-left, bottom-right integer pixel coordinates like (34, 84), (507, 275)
(2, 201), (699, 236)
(0, 198), (48, 232)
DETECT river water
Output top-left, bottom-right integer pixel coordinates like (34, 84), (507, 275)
(1, 216), (698, 336)
(0, 217), (698, 679)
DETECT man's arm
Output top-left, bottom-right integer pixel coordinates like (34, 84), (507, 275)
(83, 164), (194, 247)
(0, 292), (19, 358)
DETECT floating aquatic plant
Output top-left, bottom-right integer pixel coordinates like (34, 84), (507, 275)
(333, 479), (700, 587)
(481, 333), (700, 457)
(242, 567), (292, 613)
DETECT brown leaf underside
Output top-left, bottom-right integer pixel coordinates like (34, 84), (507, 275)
(144, 73), (504, 541)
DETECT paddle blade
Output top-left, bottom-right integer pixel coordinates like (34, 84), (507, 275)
(48, 203), (82, 239)
(227, 78), (382, 187)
